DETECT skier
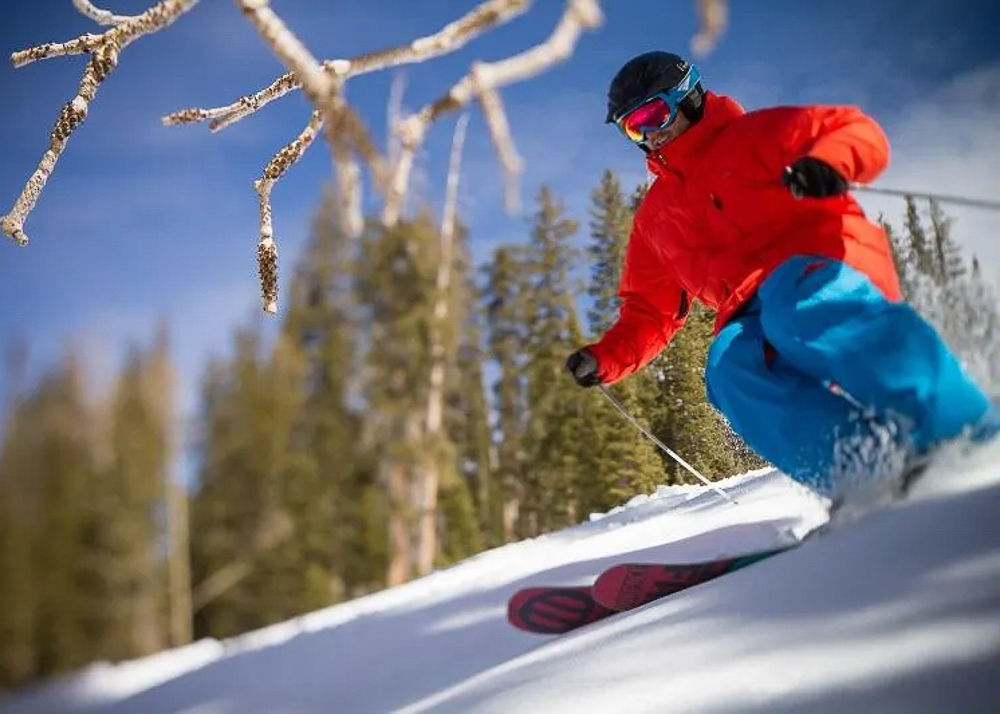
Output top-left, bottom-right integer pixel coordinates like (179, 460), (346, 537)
(566, 51), (998, 495)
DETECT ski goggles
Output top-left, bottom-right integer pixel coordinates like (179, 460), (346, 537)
(613, 65), (701, 143)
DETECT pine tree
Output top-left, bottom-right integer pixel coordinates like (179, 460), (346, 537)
(904, 195), (935, 279)
(85, 329), (174, 659)
(928, 199), (966, 284)
(281, 192), (368, 604)
(447, 307), (497, 546)
(483, 245), (530, 541)
(880, 214), (913, 299)
(439, 225), (491, 557)
(653, 302), (742, 482)
(579, 171), (666, 512)
(354, 213), (445, 583)
(16, 354), (102, 678)
(190, 327), (305, 639)
(888, 197), (1000, 388)
(517, 186), (591, 533)
(0, 337), (178, 690)
(587, 171), (632, 335)
(0, 370), (41, 690)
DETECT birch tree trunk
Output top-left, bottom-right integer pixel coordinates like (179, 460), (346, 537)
(385, 462), (411, 586)
(166, 478), (192, 646)
(414, 114), (469, 576)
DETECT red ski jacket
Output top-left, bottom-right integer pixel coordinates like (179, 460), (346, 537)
(588, 91), (902, 384)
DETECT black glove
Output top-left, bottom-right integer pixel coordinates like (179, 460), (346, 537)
(566, 348), (602, 388)
(781, 157), (849, 199)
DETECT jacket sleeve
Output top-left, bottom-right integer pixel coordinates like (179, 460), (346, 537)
(787, 105), (891, 184)
(587, 217), (688, 384)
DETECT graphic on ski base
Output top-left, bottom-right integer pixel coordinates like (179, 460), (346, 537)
(507, 548), (789, 635)
(506, 586), (616, 635)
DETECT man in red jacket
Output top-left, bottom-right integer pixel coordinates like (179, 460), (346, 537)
(566, 51), (997, 495)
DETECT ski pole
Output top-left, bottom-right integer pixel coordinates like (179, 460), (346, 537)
(597, 385), (741, 506)
(850, 184), (1000, 212)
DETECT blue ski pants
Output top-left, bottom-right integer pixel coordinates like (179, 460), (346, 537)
(705, 256), (997, 494)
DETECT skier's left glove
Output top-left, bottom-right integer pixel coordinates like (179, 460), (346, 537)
(566, 348), (602, 388)
(781, 157), (849, 199)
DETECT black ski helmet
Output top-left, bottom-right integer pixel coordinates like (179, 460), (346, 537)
(605, 51), (706, 125)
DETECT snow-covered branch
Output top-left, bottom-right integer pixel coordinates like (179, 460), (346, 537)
(1, 0), (199, 246)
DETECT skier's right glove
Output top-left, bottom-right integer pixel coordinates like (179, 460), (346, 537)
(781, 156), (849, 199)
(566, 348), (602, 388)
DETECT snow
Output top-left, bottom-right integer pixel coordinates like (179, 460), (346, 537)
(3, 447), (999, 714)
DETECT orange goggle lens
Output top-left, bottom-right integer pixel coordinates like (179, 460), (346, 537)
(617, 96), (677, 142)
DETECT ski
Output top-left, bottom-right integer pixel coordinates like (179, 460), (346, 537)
(507, 547), (791, 634)
(591, 547), (789, 611)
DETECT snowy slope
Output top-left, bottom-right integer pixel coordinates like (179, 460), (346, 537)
(3, 445), (999, 714)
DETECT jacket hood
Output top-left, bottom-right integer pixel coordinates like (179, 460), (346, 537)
(646, 91), (746, 178)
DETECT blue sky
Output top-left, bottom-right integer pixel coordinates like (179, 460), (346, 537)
(1, 0), (998, 434)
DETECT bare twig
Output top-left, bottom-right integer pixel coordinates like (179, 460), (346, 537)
(475, 83), (522, 213)
(237, 0), (333, 107)
(382, 0), (603, 224)
(691, 0), (728, 57)
(162, 71), (303, 130)
(235, 2), (384, 227)
(437, 113), (470, 319)
(254, 109), (325, 313)
(2, 0), (199, 246)
(11, 33), (105, 67)
(386, 71), (407, 166)
(164, 0), (531, 132)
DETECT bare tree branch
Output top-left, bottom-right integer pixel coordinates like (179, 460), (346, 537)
(73, 0), (138, 26)
(382, 0), (603, 224)
(10, 33), (105, 67)
(691, 0), (729, 58)
(254, 109), (325, 313)
(164, 0), (531, 132)
(2, 0), (199, 246)
(440, 115), (469, 280)
(234, 0), (603, 309)
(232, 0), (564, 312)
(475, 83), (523, 213)
(234, 1), (397, 232)
(7, 0), (605, 313)
(237, 0), (335, 106)
(385, 71), (407, 167)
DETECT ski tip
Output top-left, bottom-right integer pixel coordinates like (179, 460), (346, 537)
(506, 586), (610, 635)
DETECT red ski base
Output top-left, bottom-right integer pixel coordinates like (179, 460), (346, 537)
(507, 548), (789, 635)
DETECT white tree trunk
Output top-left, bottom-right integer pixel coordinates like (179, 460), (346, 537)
(414, 114), (469, 576)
